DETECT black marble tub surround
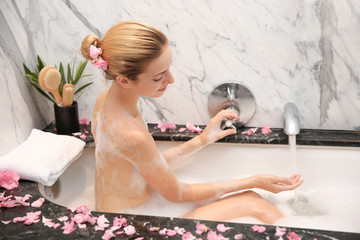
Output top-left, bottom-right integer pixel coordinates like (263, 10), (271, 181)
(43, 122), (360, 147)
(1, 181), (360, 240)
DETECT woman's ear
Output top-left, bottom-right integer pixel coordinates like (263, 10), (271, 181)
(116, 75), (133, 89)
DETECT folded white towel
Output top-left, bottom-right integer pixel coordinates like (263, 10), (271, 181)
(0, 129), (85, 186)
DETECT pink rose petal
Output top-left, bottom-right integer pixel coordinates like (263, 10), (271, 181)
(42, 216), (59, 229)
(95, 214), (110, 231)
(159, 228), (168, 235)
(0, 170), (20, 190)
(14, 211), (41, 225)
(57, 216), (69, 222)
(113, 216), (127, 227)
(149, 227), (160, 232)
(166, 229), (177, 236)
(234, 234), (243, 240)
(206, 230), (217, 240)
(251, 225), (266, 233)
(116, 230), (124, 235)
(31, 197), (45, 208)
(261, 124), (272, 134)
(157, 122), (177, 132)
(124, 225), (136, 235)
(134, 238), (144, 240)
(275, 226), (287, 237)
(174, 226), (186, 235)
(15, 194), (32, 206)
(216, 223), (231, 233)
(75, 205), (90, 215)
(102, 229), (115, 240)
(186, 123), (203, 133)
(1, 220), (11, 225)
(182, 231), (196, 240)
(286, 232), (301, 240)
(80, 134), (87, 139)
(178, 127), (187, 133)
(241, 127), (259, 135)
(195, 222), (209, 235)
(72, 132), (82, 136)
(61, 218), (75, 234)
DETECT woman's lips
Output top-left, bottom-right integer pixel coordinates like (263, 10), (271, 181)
(158, 86), (167, 92)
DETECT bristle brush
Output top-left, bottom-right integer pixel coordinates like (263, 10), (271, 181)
(38, 66), (62, 104)
(62, 83), (74, 107)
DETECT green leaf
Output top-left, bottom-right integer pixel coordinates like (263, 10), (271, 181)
(37, 55), (46, 72)
(58, 62), (66, 96)
(28, 82), (56, 103)
(74, 82), (93, 95)
(73, 61), (88, 86)
(67, 63), (73, 84)
(23, 63), (32, 75)
(25, 73), (38, 82)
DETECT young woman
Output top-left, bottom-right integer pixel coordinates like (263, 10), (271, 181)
(81, 20), (303, 224)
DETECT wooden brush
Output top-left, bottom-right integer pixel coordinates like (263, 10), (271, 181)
(38, 66), (62, 104)
(62, 83), (74, 107)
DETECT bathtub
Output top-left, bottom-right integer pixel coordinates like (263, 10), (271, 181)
(38, 141), (360, 233)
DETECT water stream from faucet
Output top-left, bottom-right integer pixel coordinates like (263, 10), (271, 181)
(289, 135), (298, 202)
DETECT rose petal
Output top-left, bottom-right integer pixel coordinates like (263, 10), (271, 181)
(159, 228), (168, 235)
(31, 197), (45, 208)
(286, 232), (301, 240)
(157, 122), (177, 132)
(195, 222), (209, 235)
(124, 225), (136, 235)
(186, 123), (203, 133)
(178, 127), (187, 133)
(0, 170), (20, 190)
(261, 124), (272, 134)
(57, 216), (69, 222)
(1, 220), (11, 225)
(206, 230), (217, 240)
(61, 218), (75, 234)
(95, 214), (110, 231)
(275, 226), (287, 237)
(113, 216), (127, 227)
(149, 227), (160, 232)
(102, 229), (115, 240)
(234, 234), (244, 240)
(167, 229), (177, 236)
(182, 231), (196, 240)
(216, 223), (231, 233)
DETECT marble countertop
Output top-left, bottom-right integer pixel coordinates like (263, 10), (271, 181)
(1, 123), (359, 239)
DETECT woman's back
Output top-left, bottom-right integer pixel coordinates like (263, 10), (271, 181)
(92, 89), (151, 212)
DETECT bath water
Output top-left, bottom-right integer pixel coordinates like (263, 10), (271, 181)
(289, 135), (298, 202)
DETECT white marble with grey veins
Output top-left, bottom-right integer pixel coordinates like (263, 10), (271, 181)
(0, 0), (359, 154)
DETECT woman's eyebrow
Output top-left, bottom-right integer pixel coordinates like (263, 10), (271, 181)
(152, 70), (167, 77)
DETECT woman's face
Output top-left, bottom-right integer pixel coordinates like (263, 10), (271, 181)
(134, 45), (174, 98)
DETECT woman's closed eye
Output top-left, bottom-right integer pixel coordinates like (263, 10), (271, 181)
(154, 74), (164, 82)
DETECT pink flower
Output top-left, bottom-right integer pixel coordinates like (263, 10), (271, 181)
(1, 220), (11, 225)
(167, 229), (177, 236)
(261, 124), (272, 134)
(182, 231), (196, 240)
(234, 234), (243, 240)
(90, 45), (103, 59)
(95, 214), (110, 231)
(241, 127), (258, 135)
(15, 194), (32, 206)
(42, 216), (60, 229)
(0, 170), (20, 190)
(92, 57), (108, 71)
(13, 211), (41, 225)
(286, 232), (301, 240)
(124, 225), (136, 235)
(159, 228), (168, 235)
(186, 123), (203, 133)
(31, 197), (45, 208)
(207, 230), (229, 240)
(149, 227), (160, 231)
(174, 226), (186, 235)
(157, 122), (177, 132)
(251, 225), (266, 233)
(216, 223), (231, 233)
(61, 218), (75, 234)
(58, 216), (69, 222)
(196, 222), (209, 235)
(178, 127), (187, 133)
(113, 216), (127, 227)
(275, 226), (287, 237)
(102, 229), (115, 240)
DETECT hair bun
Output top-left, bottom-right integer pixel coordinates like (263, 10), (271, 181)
(81, 34), (101, 60)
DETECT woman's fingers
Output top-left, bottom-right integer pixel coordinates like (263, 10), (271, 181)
(213, 109), (238, 123)
(217, 128), (237, 139)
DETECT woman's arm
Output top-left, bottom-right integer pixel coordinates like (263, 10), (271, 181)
(119, 130), (303, 203)
(161, 110), (238, 164)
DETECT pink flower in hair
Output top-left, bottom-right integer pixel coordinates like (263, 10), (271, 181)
(90, 45), (102, 59)
(92, 57), (108, 70)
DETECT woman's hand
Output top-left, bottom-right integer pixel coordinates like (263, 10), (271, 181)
(199, 109), (238, 145)
(253, 174), (304, 194)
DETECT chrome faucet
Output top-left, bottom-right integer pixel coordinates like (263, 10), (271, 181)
(283, 102), (300, 135)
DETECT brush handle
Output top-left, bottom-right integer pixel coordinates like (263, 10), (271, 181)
(52, 90), (62, 105)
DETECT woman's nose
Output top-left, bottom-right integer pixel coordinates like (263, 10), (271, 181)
(167, 71), (175, 84)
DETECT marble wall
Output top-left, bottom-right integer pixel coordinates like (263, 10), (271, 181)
(1, 0), (359, 153)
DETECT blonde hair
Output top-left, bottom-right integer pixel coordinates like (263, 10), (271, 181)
(81, 20), (168, 80)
